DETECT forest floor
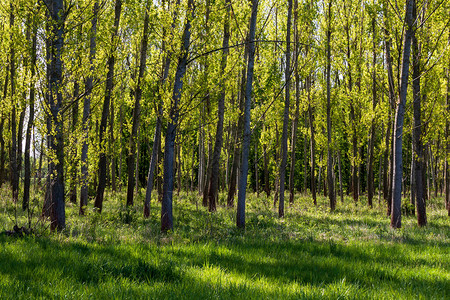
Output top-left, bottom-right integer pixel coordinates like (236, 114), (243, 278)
(0, 186), (449, 299)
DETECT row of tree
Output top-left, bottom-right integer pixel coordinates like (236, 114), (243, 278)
(0, 0), (448, 232)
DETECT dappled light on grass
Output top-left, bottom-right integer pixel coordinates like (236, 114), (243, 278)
(0, 189), (449, 299)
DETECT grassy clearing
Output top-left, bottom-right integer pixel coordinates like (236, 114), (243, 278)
(0, 186), (449, 299)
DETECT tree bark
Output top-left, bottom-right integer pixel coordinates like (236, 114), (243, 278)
(127, 4), (150, 207)
(80, 1), (98, 215)
(23, 11), (38, 211)
(391, 0), (414, 229)
(237, 0), (258, 229)
(9, 3), (18, 203)
(46, 0), (66, 231)
(308, 77), (316, 205)
(367, 16), (377, 209)
(446, 28), (450, 216)
(326, 0), (335, 211)
(289, 0), (300, 204)
(279, 0), (292, 217)
(207, 0), (230, 211)
(94, 0), (122, 213)
(161, 0), (194, 232)
(144, 13), (172, 217)
(411, 0), (426, 226)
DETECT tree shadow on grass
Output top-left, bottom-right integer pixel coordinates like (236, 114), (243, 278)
(0, 235), (448, 299)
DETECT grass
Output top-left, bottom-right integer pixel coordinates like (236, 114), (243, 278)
(0, 185), (449, 299)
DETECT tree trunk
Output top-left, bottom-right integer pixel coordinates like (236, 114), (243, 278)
(127, 4), (149, 207)
(227, 45), (248, 208)
(326, 0), (335, 211)
(69, 80), (79, 204)
(307, 77), (316, 205)
(411, 1), (426, 226)
(446, 28), (450, 216)
(289, 0), (300, 204)
(279, 0), (292, 217)
(208, 0), (231, 212)
(94, 0), (122, 213)
(236, 0), (258, 229)
(391, 0), (414, 229)
(9, 3), (18, 203)
(80, 1), (99, 215)
(23, 14), (37, 211)
(144, 20), (172, 217)
(367, 16), (377, 209)
(161, 0), (194, 232)
(46, 0), (66, 231)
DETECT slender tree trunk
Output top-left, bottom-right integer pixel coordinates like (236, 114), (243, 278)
(326, 0), (335, 211)
(144, 31), (172, 217)
(411, 1), (426, 226)
(279, 0), (292, 217)
(367, 16), (377, 209)
(227, 47), (248, 208)
(127, 4), (150, 207)
(391, 0), (414, 229)
(289, 0), (300, 204)
(308, 77), (316, 205)
(161, 0), (194, 232)
(80, 1), (99, 215)
(111, 104), (117, 191)
(23, 14), (38, 211)
(208, 0), (231, 212)
(263, 143), (270, 197)
(236, 0), (258, 229)
(69, 80), (79, 204)
(337, 147), (344, 203)
(94, 0), (122, 213)
(446, 28), (450, 216)
(9, 3), (18, 203)
(46, 0), (66, 231)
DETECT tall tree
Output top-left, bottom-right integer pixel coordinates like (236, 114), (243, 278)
(80, 1), (99, 215)
(411, 0), (426, 226)
(144, 0), (175, 218)
(391, 0), (414, 229)
(127, 1), (150, 207)
(206, 0), (231, 212)
(367, 10), (377, 208)
(45, 0), (66, 231)
(326, 0), (335, 211)
(94, 0), (122, 213)
(279, 0), (293, 218)
(9, 2), (18, 203)
(289, 0), (300, 204)
(236, 0), (258, 229)
(161, 0), (194, 232)
(23, 7), (38, 210)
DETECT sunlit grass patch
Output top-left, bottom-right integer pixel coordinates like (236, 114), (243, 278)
(0, 187), (448, 299)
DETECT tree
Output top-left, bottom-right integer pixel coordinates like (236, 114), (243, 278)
(411, 0), (426, 226)
(23, 3), (38, 211)
(237, 0), (258, 229)
(80, 1), (99, 215)
(94, 0), (122, 213)
(127, 1), (150, 207)
(391, 0), (414, 229)
(161, 0), (195, 232)
(45, 0), (66, 231)
(206, 0), (231, 212)
(325, 0), (335, 211)
(279, 0), (293, 218)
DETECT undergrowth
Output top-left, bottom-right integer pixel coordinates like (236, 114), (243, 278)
(0, 186), (448, 299)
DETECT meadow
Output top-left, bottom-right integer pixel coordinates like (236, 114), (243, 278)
(0, 186), (449, 299)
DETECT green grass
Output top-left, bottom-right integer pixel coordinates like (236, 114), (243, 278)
(0, 186), (449, 299)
